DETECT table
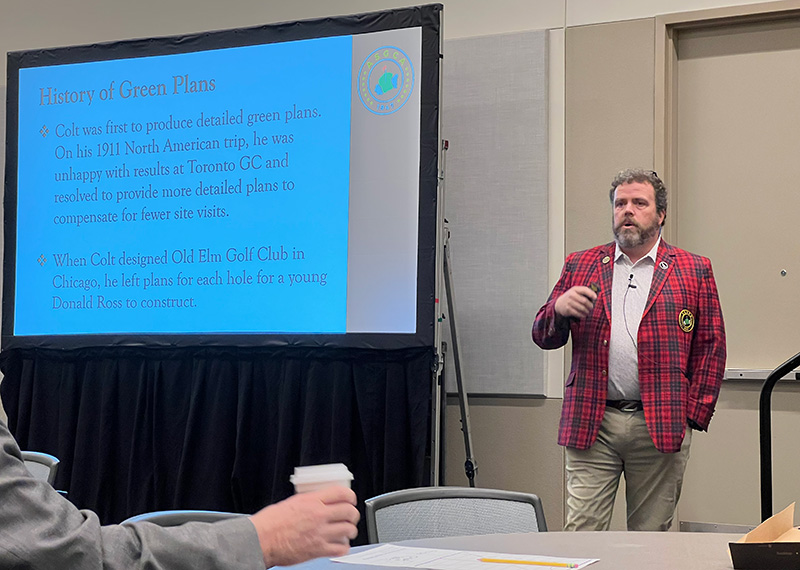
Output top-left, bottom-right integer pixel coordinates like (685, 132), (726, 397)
(287, 531), (741, 570)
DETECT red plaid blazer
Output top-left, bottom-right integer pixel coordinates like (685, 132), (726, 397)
(532, 241), (726, 453)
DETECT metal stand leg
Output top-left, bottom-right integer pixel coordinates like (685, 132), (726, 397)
(443, 225), (477, 486)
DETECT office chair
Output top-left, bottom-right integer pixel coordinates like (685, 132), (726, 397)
(365, 486), (547, 544)
(21, 451), (60, 486)
(121, 510), (246, 526)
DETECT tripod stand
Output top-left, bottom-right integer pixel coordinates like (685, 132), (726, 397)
(441, 220), (477, 486)
(432, 138), (476, 487)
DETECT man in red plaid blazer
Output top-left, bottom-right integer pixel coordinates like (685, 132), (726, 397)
(532, 169), (725, 531)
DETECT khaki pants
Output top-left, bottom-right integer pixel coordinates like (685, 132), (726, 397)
(564, 407), (692, 531)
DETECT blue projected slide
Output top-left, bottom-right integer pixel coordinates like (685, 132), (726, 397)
(15, 36), (352, 335)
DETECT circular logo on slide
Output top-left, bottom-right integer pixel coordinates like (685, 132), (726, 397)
(357, 46), (414, 115)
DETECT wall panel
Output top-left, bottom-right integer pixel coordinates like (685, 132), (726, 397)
(442, 30), (549, 395)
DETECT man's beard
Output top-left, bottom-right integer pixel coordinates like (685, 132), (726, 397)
(614, 217), (660, 249)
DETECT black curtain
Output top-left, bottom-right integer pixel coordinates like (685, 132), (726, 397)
(0, 345), (433, 544)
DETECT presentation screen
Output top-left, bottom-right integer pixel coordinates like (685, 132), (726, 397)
(3, 5), (441, 349)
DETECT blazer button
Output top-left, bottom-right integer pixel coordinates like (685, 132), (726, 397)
(603, 339), (608, 346)
(602, 369), (607, 376)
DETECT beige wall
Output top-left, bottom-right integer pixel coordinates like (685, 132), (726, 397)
(444, 397), (564, 527)
(565, 18), (656, 254)
(566, 0), (777, 26)
(3, 0), (800, 531)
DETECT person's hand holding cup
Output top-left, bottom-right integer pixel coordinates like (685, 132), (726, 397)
(250, 463), (358, 567)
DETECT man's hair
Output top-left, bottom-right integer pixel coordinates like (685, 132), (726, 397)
(609, 168), (667, 225)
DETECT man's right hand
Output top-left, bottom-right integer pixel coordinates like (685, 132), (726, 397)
(250, 486), (359, 568)
(554, 286), (598, 320)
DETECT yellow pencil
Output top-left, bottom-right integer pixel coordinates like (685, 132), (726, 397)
(478, 558), (579, 568)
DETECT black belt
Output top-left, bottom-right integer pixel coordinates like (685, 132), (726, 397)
(606, 399), (643, 412)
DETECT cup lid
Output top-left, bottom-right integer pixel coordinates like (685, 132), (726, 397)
(290, 463), (354, 485)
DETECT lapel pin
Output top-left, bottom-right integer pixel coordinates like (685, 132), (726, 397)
(679, 309), (695, 333)
(602, 256), (611, 264)
(660, 261), (668, 270)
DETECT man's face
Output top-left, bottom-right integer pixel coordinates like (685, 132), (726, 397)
(612, 181), (665, 250)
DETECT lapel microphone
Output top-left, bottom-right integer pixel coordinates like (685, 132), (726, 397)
(628, 274), (637, 289)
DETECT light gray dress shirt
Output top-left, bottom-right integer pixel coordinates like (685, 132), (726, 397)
(607, 237), (660, 401)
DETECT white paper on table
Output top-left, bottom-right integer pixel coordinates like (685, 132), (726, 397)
(331, 544), (598, 569)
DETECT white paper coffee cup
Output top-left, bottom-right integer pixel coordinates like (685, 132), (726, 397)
(290, 463), (354, 494)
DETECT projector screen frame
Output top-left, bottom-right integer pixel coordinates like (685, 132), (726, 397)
(2, 4), (443, 351)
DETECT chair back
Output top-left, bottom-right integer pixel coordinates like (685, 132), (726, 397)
(21, 451), (60, 486)
(121, 510), (245, 527)
(365, 486), (547, 544)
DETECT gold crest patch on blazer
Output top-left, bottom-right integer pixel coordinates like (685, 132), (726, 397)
(679, 309), (695, 333)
